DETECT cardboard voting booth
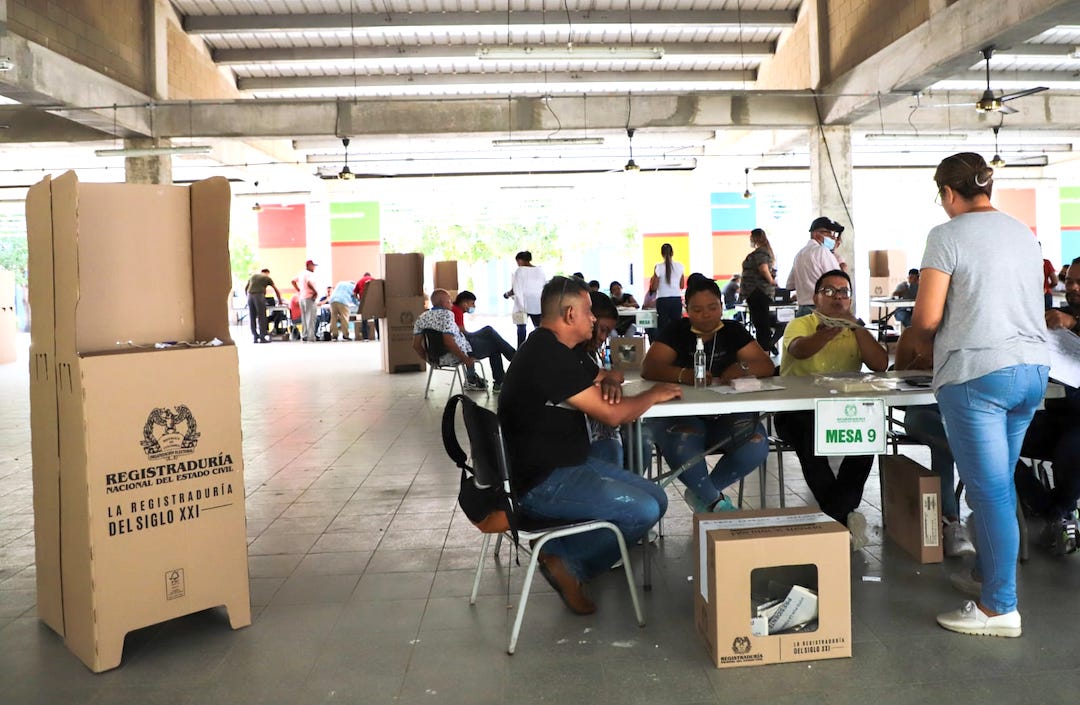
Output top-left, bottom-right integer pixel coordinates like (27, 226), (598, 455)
(27, 172), (251, 672)
(381, 253), (426, 373)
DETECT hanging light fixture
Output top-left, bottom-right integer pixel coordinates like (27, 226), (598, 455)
(251, 180), (262, 212)
(990, 126), (1006, 168)
(339, 137), (355, 180)
(624, 128), (640, 172)
(742, 167), (752, 199)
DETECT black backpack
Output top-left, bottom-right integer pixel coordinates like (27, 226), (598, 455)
(441, 394), (518, 542)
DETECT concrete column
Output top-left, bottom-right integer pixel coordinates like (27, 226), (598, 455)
(146, 0), (169, 99)
(808, 124), (857, 308)
(123, 138), (172, 184)
(808, 0), (829, 88)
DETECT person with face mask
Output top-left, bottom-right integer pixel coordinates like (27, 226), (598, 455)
(641, 276), (774, 512)
(451, 291), (516, 392)
(787, 217), (846, 316)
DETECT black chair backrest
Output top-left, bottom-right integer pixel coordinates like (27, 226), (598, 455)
(422, 328), (449, 365)
(460, 399), (512, 491)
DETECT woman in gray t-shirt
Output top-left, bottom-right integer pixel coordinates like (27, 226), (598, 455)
(897, 152), (1048, 639)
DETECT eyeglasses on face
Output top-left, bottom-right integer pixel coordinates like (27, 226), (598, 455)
(816, 286), (851, 299)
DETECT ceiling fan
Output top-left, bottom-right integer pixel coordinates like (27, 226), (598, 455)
(606, 128), (697, 173)
(316, 137), (357, 180)
(935, 46), (1048, 114)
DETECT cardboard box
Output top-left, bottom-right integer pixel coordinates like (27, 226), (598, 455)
(359, 279), (386, 318)
(383, 253), (424, 297)
(381, 295), (426, 373)
(694, 507), (851, 669)
(26, 172), (250, 672)
(434, 260), (459, 291)
(610, 336), (645, 371)
(881, 455), (943, 564)
(868, 250), (907, 277)
(869, 276), (905, 298)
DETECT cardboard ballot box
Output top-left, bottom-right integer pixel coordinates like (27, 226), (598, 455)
(381, 295), (427, 373)
(27, 172), (250, 672)
(881, 454), (943, 564)
(694, 507), (851, 669)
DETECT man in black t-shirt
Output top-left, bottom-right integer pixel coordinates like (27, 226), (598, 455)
(498, 276), (682, 615)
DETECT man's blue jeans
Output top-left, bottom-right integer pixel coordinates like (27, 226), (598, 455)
(901, 405), (959, 518)
(936, 364), (1048, 614)
(650, 414), (768, 507)
(466, 326), (515, 384)
(518, 459), (668, 581)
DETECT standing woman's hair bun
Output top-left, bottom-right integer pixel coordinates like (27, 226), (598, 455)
(934, 152), (994, 200)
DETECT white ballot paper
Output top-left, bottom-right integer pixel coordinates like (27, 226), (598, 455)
(1047, 327), (1080, 389)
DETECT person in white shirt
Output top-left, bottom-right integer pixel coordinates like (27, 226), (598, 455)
(503, 250), (547, 346)
(650, 242), (686, 332)
(291, 259), (320, 342)
(787, 217), (845, 315)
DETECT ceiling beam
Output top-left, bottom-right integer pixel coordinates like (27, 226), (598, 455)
(237, 70), (757, 92)
(214, 42), (777, 66)
(184, 10), (797, 35)
(0, 32), (151, 137)
(817, 0), (1080, 125)
(143, 93), (819, 140)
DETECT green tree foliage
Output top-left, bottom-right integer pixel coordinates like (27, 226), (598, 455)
(0, 237), (28, 285)
(230, 238), (257, 282)
(388, 221), (564, 266)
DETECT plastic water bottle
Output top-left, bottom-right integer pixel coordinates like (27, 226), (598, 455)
(694, 338), (707, 388)
(603, 345), (612, 370)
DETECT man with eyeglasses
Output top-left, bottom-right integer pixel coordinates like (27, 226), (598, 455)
(787, 216), (846, 316)
(498, 275), (682, 615)
(774, 269), (889, 550)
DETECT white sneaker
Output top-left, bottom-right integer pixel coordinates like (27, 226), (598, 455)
(936, 600), (1021, 638)
(847, 510), (869, 551)
(943, 518), (976, 557)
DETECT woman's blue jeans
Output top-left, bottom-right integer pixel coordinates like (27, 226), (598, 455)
(649, 414), (768, 507)
(518, 459), (668, 581)
(936, 364), (1048, 614)
(901, 405), (959, 518)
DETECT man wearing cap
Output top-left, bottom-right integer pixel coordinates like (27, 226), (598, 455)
(292, 259), (320, 342)
(787, 217), (846, 316)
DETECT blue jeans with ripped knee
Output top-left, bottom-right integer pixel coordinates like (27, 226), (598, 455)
(649, 413), (769, 507)
(518, 458), (668, 581)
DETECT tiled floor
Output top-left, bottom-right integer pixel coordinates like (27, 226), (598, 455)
(2, 326), (1080, 704)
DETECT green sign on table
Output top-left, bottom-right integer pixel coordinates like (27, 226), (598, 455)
(813, 398), (886, 456)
